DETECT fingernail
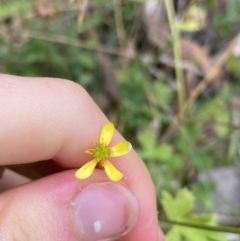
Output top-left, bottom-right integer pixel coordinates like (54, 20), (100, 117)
(71, 182), (138, 241)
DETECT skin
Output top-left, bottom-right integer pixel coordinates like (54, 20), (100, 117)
(0, 74), (164, 241)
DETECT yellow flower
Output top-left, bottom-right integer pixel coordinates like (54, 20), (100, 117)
(75, 122), (132, 181)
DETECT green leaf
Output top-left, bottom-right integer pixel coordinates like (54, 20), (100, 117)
(137, 129), (180, 169)
(161, 189), (194, 220)
(191, 181), (215, 209)
(189, 149), (214, 171)
(152, 82), (174, 111)
(166, 227), (181, 241)
(137, 129), (155, 159)
(162, 189), (228, 241)
(156, 144), (173, 161)
(173, 221), (227, 241)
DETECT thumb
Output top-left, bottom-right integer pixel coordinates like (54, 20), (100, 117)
(0, 170), (138, 241)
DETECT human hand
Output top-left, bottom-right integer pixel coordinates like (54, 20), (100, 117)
(0, 74), (164, 241)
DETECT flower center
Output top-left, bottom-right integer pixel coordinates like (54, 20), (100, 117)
(93, 142), (111, 160)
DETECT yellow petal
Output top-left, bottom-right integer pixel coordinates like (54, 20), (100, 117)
(102, 159), (123, 181)
(110, 141), (132, 157)
(85, 149), (93, 155)
(100, 122), (114, 145)
(75, 159), (98, 179)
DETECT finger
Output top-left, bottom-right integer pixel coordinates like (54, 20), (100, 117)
(0, 170), (139, 241)
(0, 74), (107, 166)
(0, 74), (164, 240)
(0, 169), (30, 192)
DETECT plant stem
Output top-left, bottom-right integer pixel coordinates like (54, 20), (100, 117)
(114, 0), (126, 47)
(160, 218), (240, 234)
(164, 0), (185, 120)
(181, 31), (240, 115)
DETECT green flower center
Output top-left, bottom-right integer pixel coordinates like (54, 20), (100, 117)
(93, 142), (111, 160)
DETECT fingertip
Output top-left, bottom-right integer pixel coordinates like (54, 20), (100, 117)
(0, 170), (139, 241)
(72, 182), (138, 241)
(0, 169), (30, 192)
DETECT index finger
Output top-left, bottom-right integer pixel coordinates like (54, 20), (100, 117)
(0, 74), (162, 240)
